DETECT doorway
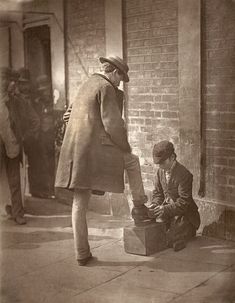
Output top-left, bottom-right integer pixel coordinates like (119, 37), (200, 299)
(24, 25), (55, 199)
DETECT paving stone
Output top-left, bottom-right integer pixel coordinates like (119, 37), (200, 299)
(72, 281), (177, 303)
(1, 243), (74, 284)
(109, 256), (227, 295)
(124, 222), (167, 256)
(159, 236), (235, 266)
(85, 240), (154, 273)
(1, 200), (234, 303)
(1, 260), (122, 303)
(170, 265), (235, 303)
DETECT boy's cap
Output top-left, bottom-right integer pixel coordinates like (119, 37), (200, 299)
(153, 140), (175, 164)
(99, 55), (129, 82)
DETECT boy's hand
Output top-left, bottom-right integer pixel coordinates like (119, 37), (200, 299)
(148, 204), (164, 218)
(153, 205), (164, 217)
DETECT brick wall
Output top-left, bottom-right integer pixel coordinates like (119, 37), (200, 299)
(65, 0), (106, 104)
(202, 0), (235, 206)
(123, 0), (179, 189)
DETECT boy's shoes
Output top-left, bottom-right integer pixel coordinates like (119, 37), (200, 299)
(15, 216), (26, 225)
(173, 240), (186, 252)
(5, 205), (26, 224)
(77, 253), (93, 266)
(92, 190), (105, 196)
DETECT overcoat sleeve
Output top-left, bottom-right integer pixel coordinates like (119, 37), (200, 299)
(0, 97), (20, 158)
(163, 172), (193, 217)
(116, 88), (124, 116)
(151, 169), (165, 205)
(99, 85), (131, 153)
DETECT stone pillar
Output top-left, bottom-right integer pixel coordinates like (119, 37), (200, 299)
(10, 15), (24, 69)
(48, 0), (65, 111)
(105, 0), (123, 57)
(178, 0), (201, 195)
(103, 0), (130, 216)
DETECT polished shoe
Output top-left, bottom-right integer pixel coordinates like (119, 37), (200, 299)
(173, 240), (186, 252)
(131, 205), (155, 226)
(15, 216), (26, 225)
(77, 253), (93, 266)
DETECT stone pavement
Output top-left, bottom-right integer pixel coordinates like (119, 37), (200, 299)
(0, 198), (235, 303)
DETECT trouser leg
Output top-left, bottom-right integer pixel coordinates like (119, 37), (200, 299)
(124, 153), (154, 226)
(166, 216), (196, 246)
(5, 156), (24, 218)
(72, 189), (91, 260)
(124, 153), (147, 206)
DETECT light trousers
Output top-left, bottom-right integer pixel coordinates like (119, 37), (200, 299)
(5, 155), (24, 218)
(72, 153), (146, 259)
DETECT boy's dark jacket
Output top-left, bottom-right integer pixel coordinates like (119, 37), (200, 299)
(152, 161), (200, 229)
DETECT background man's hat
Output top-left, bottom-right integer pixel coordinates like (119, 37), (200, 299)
(153, 140), (175, 164)
(36, 74), (50, 90)
(99, 55), (129, 82)
(18, 67), (30, 82)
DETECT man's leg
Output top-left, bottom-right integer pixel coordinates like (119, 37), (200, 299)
(124, 153), (147, 205)
(72, 189), (91, 261)
(5, 155), (25, 223)
(124, 153), (153, 225)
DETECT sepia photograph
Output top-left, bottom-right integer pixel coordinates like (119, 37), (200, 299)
(0, 0), (234, 302)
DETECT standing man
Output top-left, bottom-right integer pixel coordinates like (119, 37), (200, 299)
(0, 68), (22, 223)
(29, 75), (55, 198)
(55, 56), (153, 265)
(149, 141), (200, 251)
(0, 68), (30, 225)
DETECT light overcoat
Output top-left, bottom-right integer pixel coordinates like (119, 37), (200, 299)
(55, 74), (130, 193)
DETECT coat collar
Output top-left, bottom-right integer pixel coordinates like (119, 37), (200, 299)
(93, 73), (117, 90)
(159, 160), (179, 187)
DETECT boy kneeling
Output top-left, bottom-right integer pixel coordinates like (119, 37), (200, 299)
(148, 141), (200, 251)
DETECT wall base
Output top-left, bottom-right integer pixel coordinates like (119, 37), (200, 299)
(196, 198), (235, 242)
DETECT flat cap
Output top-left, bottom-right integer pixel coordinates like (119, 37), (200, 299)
(153, 140), (175, 164)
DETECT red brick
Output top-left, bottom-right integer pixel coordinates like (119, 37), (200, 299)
(215, 176), (228, 185)
(229, 178), (235, 186)
(140, 111), (154, 117)
(162, 111), (178, 119)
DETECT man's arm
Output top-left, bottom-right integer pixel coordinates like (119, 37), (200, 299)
(99, 84), (131, 153)
(0, 98), (20, 158)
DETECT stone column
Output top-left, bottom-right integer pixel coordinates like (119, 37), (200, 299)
(105, 0), (123, 58)
(178, 0), (201, 195)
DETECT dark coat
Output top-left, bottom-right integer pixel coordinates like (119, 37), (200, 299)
(55, 74), (131, 193)
(152, 161), (200, 229)
(7, 92), (40, 158)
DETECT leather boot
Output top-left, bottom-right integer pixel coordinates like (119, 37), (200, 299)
(131, 205), (155, 226)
